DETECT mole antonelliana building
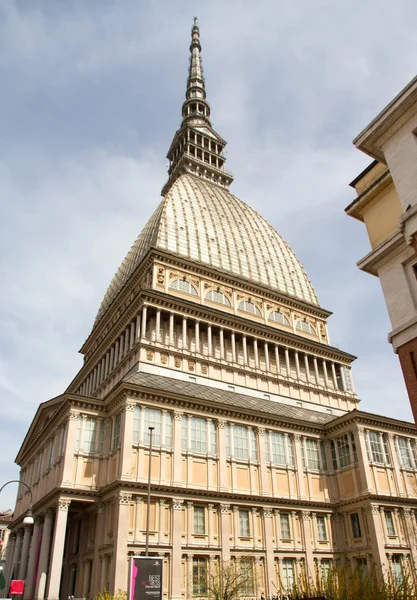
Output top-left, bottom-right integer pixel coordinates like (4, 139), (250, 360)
(5, 20), (417, 600)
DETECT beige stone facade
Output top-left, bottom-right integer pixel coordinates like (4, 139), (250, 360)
(5, 21), (417, 600)
(347, 76), (417, 423)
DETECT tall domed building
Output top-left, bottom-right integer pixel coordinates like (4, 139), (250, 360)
(5, 20), (417, 600)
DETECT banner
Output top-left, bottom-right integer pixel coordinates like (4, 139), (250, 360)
(129, 557), (163, 600)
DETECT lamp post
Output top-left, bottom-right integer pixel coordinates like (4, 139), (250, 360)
(145, 427), (154, 556)
(0, 481), (34, 526)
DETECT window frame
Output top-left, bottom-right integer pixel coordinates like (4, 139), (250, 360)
(193, 506), (205, 535)
(237, 300), (262, 317)
(239, 509), (250, 537)
(350, 513), (362, 539)
(170, 278), (198, 296)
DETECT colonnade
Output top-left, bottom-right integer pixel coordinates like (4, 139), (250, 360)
(78, 306), (354, 399)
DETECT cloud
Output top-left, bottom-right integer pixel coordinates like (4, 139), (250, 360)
(1, 0), (416, 507)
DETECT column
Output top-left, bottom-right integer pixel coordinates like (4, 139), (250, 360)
(293, 435), (306, 498)
(217, 420), (228, 491)
(388, 434), (406, 496)
(263, 508), (277, 595)
(114, 341), (120, 369)
(24, 519), (41, 600)
(186, 555), (193, 600)
(251, 508), (257, 549)
(91, 503), (105, 596)
(257, 428), (269, 494)
(207, 504), (213, 547)
(173, 412), (183, 486)
(104, 352), (110, 379)
(18, 525), (32, 582)
(322, 360), (329, 387)
(171, 500), (184, 600)
(231, 332), (236, 363)
(121, 402), (135, 478)
(182, 317), (187, 350)
(11, 529), (23, 588)
(219, 328), (224, 360)
(207, 324), (212, 356)
(136, 312), (141, 340)
(264, 341), (270, 372)
(34, 510), (54, 600)
(253, 339), (259, 368)
(274, 345), (280, 374)
(313, 357), (320, 385)
(304, 355), (311, 382)
(124, 326), (130, 354)
(111, 492), (131, 594)
(118, 335), (125, 362)
(232, 506), (239, 548)
(109, 346), (115, 373)
(46, 499), (71, 600)
(243, 335), (248, 365)
(300, 511), (315, 582)
(130, 320), (135, 347)
(285, 348), (291, 377)
(354, 427), (374, 493)
(295, 351), (301, 379)
(364, 505), (387, 572)
(158, 500), (166, 545)
(219, 504), (231, 561)
(187, 502), (193, 546)
(141, 306), (148, 340)
(331, 363), (338, 389)
(169, 313), (174, 346)
(195, 321), (200, 354)
(62, 411), (79, 485)
(155, 309), (161, 342)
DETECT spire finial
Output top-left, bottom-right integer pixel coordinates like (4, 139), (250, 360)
(161, 20), (234, 196)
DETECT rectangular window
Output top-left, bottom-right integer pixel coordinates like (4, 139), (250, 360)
(341, 365), (354, 392)
(165, 411), (173, 447)
(83, 418), (97, 453)
(368, 431), (385, 463)
(280, 514), (291, 539)
(210, 421), (217, 454)
(321, 559), (331, 584)
(385, 511), (396, 536)
(182, 415), (187, 451)
(239, 509), (250, 537)
(391, 556), (403, 587)
(350, 513), (362, 539)
(191, 417), (207, 453)
(305, 439), (320, 470)
(225, 423), (231, 457)
(396, 437), (413, 469)
(317, 515), (327, 541)
(133, 406), (140, 444)
(144, 408), (161, 446)
(239, 559), (254, 595)
(112, 414), (121, 449)
(270, 432), (286, 465)
(336, 434), (351, 468)
(194, 506), (205, 535)
(60, 423), (67, 456)
(192, 557), (207, 595)
(75, 415), (82, 452)
(234, 425), (249, 459)
(282, 559), (295, 591)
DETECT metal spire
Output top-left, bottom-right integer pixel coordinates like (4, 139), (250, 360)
(162, 19), (233, 196)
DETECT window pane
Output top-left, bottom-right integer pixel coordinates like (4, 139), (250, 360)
(210, 421), (217, 454)
(144, 409), (161, 445)
(350, 513), (362, 538)
(271, 432), (286, 465)
(282, 559), (295, 591)
(239, 510), (250, 537)
(317, 516), (327, 541)
(165, 412), (173, 448)
(305, 439), (320, 470)
(234, 426), (249, 459)
(225, 424), (231, 457)
(249, 428), (257, 461)
(192, 558), (207, 595)
(369, 431), (384, 463)
(133, 406), (140, 444)
(191, 418), (207, 453)
(239, 559), (254, 595)
(83, 417), (97, 453)
(385, 511), (395, 536)
(280, 514), (291, 539)
(194, 507), (205, 535)
(182, 416), (187, 451)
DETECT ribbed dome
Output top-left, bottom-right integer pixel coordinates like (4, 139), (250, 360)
(94, 174), (318, 326)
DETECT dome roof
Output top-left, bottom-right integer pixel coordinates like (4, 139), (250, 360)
(94, 174), (319, 326)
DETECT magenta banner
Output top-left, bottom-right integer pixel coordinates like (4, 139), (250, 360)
(129, 557), (163, 600)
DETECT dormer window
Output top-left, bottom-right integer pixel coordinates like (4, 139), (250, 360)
(296, 320), (317, 335)
(238, 300), (262, 316)
(269, 311), (290, 326)
(170, 279), (198, 296)
(206, 290), (231, 306)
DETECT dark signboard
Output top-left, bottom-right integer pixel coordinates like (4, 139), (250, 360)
(129, 557), (163, 600)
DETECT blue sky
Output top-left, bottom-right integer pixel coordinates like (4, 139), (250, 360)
(1, 0), (417, 509)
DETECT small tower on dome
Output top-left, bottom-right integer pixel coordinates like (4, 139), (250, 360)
(161, 18), (233, 196)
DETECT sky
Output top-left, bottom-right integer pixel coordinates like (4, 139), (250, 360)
(1, 0), (417, 509)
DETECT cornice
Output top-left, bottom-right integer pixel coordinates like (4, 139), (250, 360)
(323, 409), (416, 435)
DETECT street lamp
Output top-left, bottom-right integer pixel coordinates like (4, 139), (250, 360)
(0, 480), (34, 526)
(145, 427), (154, 557)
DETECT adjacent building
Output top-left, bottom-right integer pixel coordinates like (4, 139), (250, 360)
(4, 21), (417, 600)
(346, 76), (417, 423)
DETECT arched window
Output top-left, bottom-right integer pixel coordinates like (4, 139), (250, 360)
(170, 279), (198, 296)
(268, 311), (290, 326)
(238, 300), (262, 317)
(206, 290), (231, 306)
(296, 320), (317, 335)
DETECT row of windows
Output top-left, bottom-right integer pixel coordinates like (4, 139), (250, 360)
(169, 280), (317, 333)
(350, 509), (398, 540)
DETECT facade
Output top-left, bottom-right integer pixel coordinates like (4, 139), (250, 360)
(346, 76), (417, 423)
(5, 21), (417, 600)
